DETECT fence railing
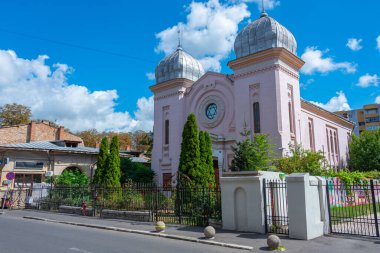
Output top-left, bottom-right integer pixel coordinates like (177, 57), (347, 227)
(326, 179), (380, 237)
(3, 184), (221, 227)
(263, 179), (289, 235)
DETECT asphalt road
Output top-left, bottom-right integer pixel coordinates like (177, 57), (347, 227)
(0, 215), (244, 253)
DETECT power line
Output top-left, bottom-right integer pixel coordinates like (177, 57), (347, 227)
(0, 28), (156, 64)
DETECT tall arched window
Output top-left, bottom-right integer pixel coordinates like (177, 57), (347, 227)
(253, 102), (260, 133)
(308, 120), (315, 151)
(330, 130), (335, 162)
(164, 119), (169, 145)
(288, 102), (294, 133)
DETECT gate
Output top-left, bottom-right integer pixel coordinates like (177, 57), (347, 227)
(326, 179), (380, 237)
(263, 179), (289, 235)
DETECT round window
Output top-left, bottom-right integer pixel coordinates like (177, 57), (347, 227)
(205, 103), (218, 120)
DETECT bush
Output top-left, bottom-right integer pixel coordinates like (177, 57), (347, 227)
(120, 158), (155, 184)
(273, 145), (326, 175)
(55, 168), (89, 187)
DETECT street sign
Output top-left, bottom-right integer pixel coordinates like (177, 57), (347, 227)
(3, 180), (13, 185)
(6, 172), (15, 181)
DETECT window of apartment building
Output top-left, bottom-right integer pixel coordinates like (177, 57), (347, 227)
(366, 125), (380, 131)
(253, 102), (260, 133)
(365, 109), (378, 114)
(365, 117), (379, 123)
(308, 118), (315, 151)
(358, 122), (365, 126)
(164, 119), (169, 145)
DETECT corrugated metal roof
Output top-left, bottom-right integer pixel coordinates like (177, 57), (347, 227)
(0, 141), (99, 154)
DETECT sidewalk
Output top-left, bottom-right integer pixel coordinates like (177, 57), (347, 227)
(3, 209), (380, 252)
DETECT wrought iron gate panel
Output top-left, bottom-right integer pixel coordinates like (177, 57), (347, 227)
(263, 179), (289, 235)
(326, 179), (380, 237)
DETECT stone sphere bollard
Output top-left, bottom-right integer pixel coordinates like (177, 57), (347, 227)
(267, 235), (281, 249)
(203, 226), (216, 239)
(155, 221), (166, 232)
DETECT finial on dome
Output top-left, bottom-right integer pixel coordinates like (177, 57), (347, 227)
(177, 27), (182, 50)
(260, 0), (268, 17)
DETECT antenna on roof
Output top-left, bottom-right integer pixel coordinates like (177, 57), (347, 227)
(261, 0), (268, 17)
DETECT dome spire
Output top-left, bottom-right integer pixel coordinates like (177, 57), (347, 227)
(260, 0), (268, 17)
(177, 27), (182, 50)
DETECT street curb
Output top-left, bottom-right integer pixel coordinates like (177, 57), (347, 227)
(23, 216), (253, 251)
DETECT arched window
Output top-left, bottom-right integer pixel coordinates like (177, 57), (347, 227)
(330, 130), (334, 162)
(164, 119), (169, 145)
(288, 102), (294, 133)
(308, 121), (315, 151)
(253, 102), (260, 133)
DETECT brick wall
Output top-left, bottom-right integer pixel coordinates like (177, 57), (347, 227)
(0, 121), (83, 145)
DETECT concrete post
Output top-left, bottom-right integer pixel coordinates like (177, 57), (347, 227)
(286, 173), (326, 240)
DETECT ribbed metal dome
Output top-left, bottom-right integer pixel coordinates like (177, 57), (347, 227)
(234, 12), (297, 59)
(155, 47), (205, 84)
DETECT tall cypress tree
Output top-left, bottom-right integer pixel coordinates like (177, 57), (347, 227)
(204, 132), (216, 187)
(178, 113), (201, 187)
(93, 137), (109, 185)
(103, 136), (121, 187)
(199, 131), (215, 187)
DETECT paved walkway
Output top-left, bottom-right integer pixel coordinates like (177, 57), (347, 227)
(2, 209), (380, 252)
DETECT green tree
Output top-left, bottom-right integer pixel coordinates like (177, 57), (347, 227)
(231, 123), (274, 171)
(120, 158), (155, 184)
(77, 129), (101, 147)
(349, 129), (380, 171)
(273, 144), (326, 175)
(55, 168), (89, 186)
(103, 136), (121, 187)
(199, 131), (215, 187)
(0, 103), (31, 126)
(92, 137), (109, 185)
(178, 113), (202, 187)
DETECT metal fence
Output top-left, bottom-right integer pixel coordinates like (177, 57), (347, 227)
(326, 179), (380, 237)
(3, 184), (221, 227)
(263, 179), (289, 235)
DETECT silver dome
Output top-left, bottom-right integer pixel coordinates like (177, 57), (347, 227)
(155, 47), (205, 84)
(234, 12), (297, 59)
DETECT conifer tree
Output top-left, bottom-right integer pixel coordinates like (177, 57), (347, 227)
(199, 131), (215, 187)
(93, 137), (109, 185)
(103, 136), (121, 187)
(178, 113), (201, 187)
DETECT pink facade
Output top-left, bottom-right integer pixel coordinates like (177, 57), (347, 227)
(150, 13), (354, 185)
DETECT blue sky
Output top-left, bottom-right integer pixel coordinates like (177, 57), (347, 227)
(0, 0), (379, 132)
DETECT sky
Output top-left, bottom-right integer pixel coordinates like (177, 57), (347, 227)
(0, 0), (379, 133)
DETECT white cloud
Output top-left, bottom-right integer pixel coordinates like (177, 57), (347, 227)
(356, 73), (378, 88)
(146, 72), (155, 81)
(346, 38), (363, 51)
(301, 47), (357, 75)
(377, 35), (380, 51)
(155, 0), (250, 72)
(310, 91), (351, 112)
(237, 0), (280, 10)
(0, 49), (153, 132)
(376, 96), (380, 104)
(300, 78), (314, 89)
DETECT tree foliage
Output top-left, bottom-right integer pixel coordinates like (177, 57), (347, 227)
(349, 129), (380, 171)
(103, 136), (121, 187)
(199, 131), (215, 187)
(231, 123), (274, 171)
(92, 137), (109, 185)
(0, 103), (31, 126)
(273, 144), (326, 175)
(120, 158), (155, 184)
(178, 113), (202, 187)
(55, 168), (89, 186)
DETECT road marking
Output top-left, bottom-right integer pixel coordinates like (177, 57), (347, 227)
(69, 247), (93, 253)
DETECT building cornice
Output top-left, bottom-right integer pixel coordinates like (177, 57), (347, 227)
(228, 48), (305, 72)
(233, 64), (299, 80)
(301, 100), (355, 129)
(149, 78), (194, 93)
(154, 90), (185, 101)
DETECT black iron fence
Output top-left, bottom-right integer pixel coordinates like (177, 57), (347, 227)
(326, 179), (380, 237)
(263, 179), (289, 235)
(4, 184), (221, 227)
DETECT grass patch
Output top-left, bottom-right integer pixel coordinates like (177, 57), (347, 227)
(330, 202), (380, 222)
